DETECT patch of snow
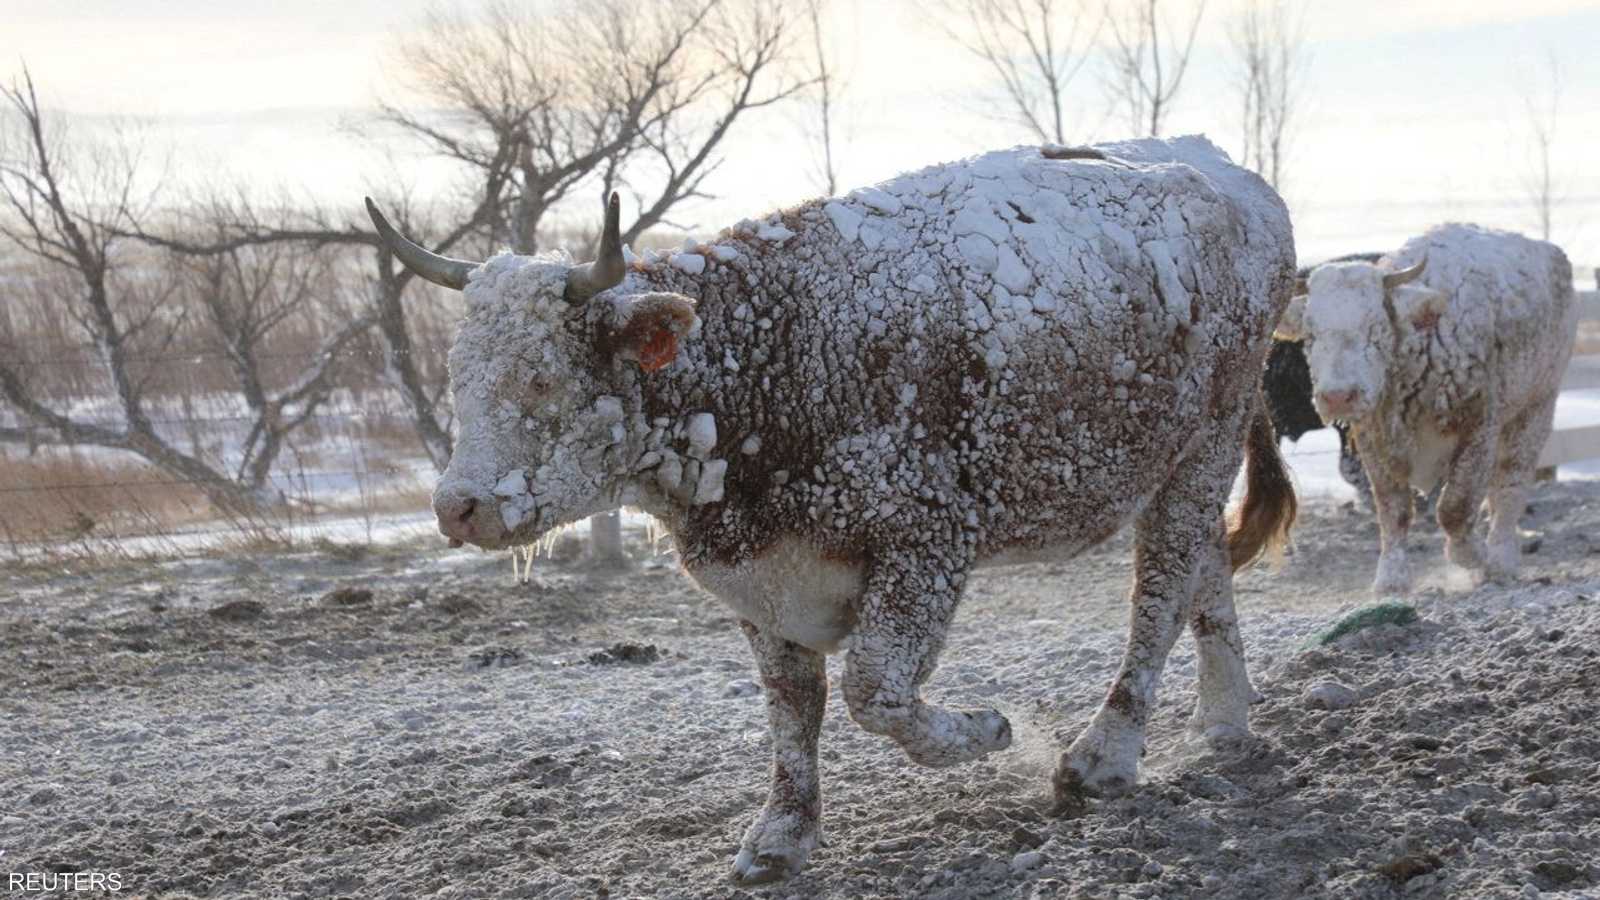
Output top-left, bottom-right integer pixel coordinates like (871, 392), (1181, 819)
(670, 253), (706, 275)
(756, 223), (795, 242)
(686, 413), (717, 461)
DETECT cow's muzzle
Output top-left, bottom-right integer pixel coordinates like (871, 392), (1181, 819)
(1315, 387), (1366, 421)
(433, 485), (507, 548)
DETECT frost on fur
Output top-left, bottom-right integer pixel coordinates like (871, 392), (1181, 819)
(403, 136), (1297, 883)
(1289, 223), (1576, 594)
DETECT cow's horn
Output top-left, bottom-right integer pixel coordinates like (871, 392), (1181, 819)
(565, 192), (626, 303)
(365, 197), (478, 290)
(1382, 257), (1426, 290)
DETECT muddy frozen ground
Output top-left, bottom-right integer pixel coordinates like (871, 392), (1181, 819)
(3, 487), (1599, 899)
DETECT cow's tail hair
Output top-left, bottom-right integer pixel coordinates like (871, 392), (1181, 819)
(1226, 394), (1298, 571)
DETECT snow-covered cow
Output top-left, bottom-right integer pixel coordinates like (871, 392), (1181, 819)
(1265, 253), (1383, 503)
(1275, 223), (1575, 594)
(368, 135), (1297, 883)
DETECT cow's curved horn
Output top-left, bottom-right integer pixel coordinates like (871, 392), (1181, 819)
(565, 192), (626, 303)
(1382, 257), (1426, 290)
(365, 197), (478, 290)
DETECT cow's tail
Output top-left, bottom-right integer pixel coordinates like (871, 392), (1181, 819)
(1226, 395), (1297, 571)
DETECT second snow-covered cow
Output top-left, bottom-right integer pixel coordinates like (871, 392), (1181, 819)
(1276, 223), (1575, 594)
(368, 135), (1297, 883)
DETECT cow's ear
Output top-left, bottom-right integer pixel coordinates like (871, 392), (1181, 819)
(608, 292), (698, 372)
(1273, 293), (1308, 341)
(1395, 285), (1448, 333)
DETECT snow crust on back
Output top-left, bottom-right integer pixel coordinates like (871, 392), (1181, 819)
(434, 136), (1294, 562)
(594, 135), (1295, 568)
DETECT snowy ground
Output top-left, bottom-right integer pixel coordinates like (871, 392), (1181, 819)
(3, 485), (1599, 899)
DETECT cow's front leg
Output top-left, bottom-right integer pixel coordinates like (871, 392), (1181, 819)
(1054, 467), (1219, 812)
(1437, 427), (1493, 577)
(1335, 422), (1375, 509)
(841, 549), (1011, 768)
(731, 621), (827, 886)
(1365, 442), (1416, 595)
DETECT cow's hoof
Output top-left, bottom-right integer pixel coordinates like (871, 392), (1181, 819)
(1485, 541), (1520, 584)
(1051, 729), (1138, 816)
(1189, 721), (1250, 747)
(731, 848), (805, 886)
(1371, 553), (1412, 596)
(1444, 535), (1486, 573)
(730, 807), (817, 886)
(903, 708), (1012, 768)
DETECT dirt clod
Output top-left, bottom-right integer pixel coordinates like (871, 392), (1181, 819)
(1379, 852), (1442, 883)
(587, 642), (663, 666)
(321, 586), (373, 606)
(207, 599), (265, 622)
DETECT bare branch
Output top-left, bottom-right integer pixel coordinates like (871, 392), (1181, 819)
(937, 0), (1104, 144)
(1516, 49), (1564, 241)
(1103, 0), (1207, 138)
(1227, 0), (1307, 191)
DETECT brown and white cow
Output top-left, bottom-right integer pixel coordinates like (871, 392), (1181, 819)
(1275, 223), (1576, 594)
(368, 135), (1297, 883)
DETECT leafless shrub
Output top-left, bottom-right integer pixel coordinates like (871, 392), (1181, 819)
(0, 70), (373, 521)
(382, 0), (811, 253)
(1103, 0), (1206, 138)
(1227, 0), (1306, 191)
(799, 0), (847, 194)
(1517, 50), (1564, 241)
(937, 0), (1104, 144)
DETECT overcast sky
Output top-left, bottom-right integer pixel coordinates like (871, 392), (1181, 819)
(9, 0), (1600, 267)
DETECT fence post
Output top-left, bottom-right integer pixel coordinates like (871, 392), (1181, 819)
(588, 511), (628, 568)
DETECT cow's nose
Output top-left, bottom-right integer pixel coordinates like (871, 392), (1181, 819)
(434, 494), (479, 543)
(1317, 388), (1362, 417)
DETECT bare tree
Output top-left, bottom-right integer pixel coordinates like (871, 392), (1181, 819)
(1104, 0), (1207, 138)
(1517, 50), (1564, 241)
(383, 0), (809, 253)
(174, 197), (376, 493)
(937, 0), (1103, 144)
(800, 0), (845, 194)
(1227, 0), (1305, 191)
(0, 71), (369, 517)
(122, 193), (490, 475)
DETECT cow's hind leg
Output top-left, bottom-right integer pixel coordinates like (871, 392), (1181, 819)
(1187, 536), (1253, 743)
(842, 544), (1012, 768)
(1437, 425), (1494, 577)
(1054, 426), (1240, 813)
(731, 621), (827, 886)
(1485, 397), (1556, 581)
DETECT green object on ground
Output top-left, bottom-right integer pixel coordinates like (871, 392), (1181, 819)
(1313, 602), (1419, 646)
